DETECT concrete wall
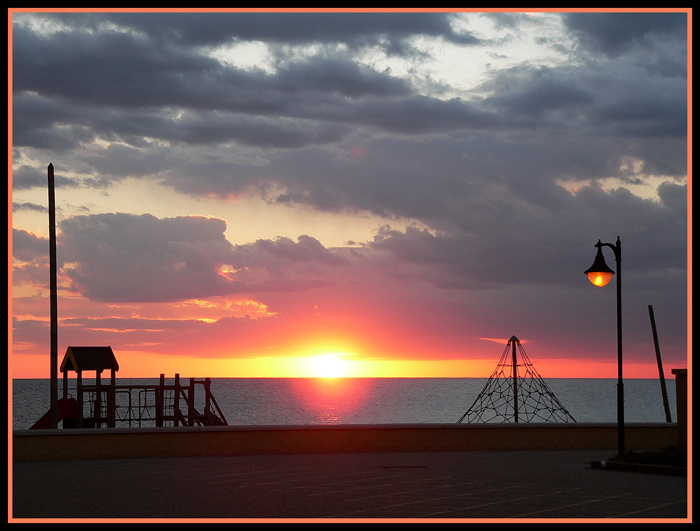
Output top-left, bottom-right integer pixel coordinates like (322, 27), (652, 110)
(12, 423), (677, 462)
(672, 369), (687, 453)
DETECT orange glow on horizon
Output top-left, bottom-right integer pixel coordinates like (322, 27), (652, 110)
(308, 353), (353, 378)
(10, 350), (678, 380)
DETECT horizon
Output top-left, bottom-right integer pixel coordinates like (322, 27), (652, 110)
(9, 349), (683, 380)
(9, 9), (689, 381)
(10, 374), (681, 380)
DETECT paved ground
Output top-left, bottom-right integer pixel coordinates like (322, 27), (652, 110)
(11, 449), (689, 521)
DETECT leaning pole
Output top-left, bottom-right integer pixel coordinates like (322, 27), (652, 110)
(48, 163), (58, 428)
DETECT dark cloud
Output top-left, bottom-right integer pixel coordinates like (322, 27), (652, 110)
(12, 12), (687, 177)
(12, 19), (432, 152)
(479, 62), (687, 140)
(10, 11), (688, 371)
(367, 180), (686, 289)
(66, 11), (480, 50)
(11, 229), (49, 289)
(11, 16), (425, 113)
(483, 66), (595, 121)
(657, 180), (687, 213)
(563, 12), (687, 58)
(11, 164), (53, 190)
(11, 163), (107, 191)
(57, 213), (236, 302)
(12, 228), (46, 262)
(12, 201), (47, 213)
(53, 213), (352, 302)
(12, 24), (216, 107)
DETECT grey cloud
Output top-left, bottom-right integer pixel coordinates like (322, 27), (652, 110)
(98, 12), (480, 50)
(12, 24), (216, 108)
(12, 201), (47, 213)
(258, 122), (686, 225)
(274, 56), (412, 98)
(164, 112), (350, 148)
(13, 20), (428, 151)
(12, 229), (49, 288)
(58, 213), (236, 302)
(10, 11), (688, 365)
(77, 143), (170, 179)
(480, 62), (686, 139)
(657, 181), (687, 214)
(11, 164), (93, 191)
(563, 12), (687, 58)
(233, 234), (347, 268)
(11, 165), (53, 190)
(589, 74), (687, 138)
(13, 12), (686, 166)
(12, 92), (83, 146)
(12, 92), (99, 151)
(12, 228), (47, 262)
(349, 96), (498, 133)
(482, 67), (595, 123)
(223, 235), (349, 293)
(12, 16), (438, 112)
(54, 213), (351, 302)
(367, 179), (685, 287)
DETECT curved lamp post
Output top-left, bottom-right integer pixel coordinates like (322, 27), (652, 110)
(584, 236), (624, 457)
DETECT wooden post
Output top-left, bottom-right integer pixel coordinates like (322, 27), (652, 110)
(108, 369), (116, 427)
(76, 371), (83, 428)
(95, 371), (102, 428)
(156, 374), (164, 427)
(48, 164), (58, 429)
(174, 374), (180, 426)
(188, 378), (195, 426)
(205, 378), (211, 417)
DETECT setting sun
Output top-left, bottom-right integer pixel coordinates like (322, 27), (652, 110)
(309, 354), (352, 378)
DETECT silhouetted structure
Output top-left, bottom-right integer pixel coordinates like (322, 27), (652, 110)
(37, 163), (227, 430)
(457, 336), (576, 423)
(61, 346), (119, 428)
(48, 163), (58, 428)
(31, 346), (227, 429)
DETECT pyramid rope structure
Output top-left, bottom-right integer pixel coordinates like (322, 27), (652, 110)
(457, 335), (576, 423)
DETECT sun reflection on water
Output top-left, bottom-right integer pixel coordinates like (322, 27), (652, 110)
(289, 378), (373, 424)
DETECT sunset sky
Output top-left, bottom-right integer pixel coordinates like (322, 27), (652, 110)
(10, 9), (690, 379)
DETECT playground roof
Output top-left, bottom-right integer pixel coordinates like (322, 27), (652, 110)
(60, 346), (119, 373)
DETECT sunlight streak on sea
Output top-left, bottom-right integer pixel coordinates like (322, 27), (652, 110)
(12, 377), (677, 430)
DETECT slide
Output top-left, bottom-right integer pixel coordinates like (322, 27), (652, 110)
(29, 397), (78, 429)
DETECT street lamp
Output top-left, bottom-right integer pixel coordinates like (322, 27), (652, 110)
(584, 236), (624, 457)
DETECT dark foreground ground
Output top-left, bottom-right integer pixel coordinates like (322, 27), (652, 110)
(11, 449), (688, 521)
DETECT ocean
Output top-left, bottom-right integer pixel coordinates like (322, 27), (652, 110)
(11, 377), (678, 431)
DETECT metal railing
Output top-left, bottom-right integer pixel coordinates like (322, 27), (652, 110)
(61, 375), (227, 428)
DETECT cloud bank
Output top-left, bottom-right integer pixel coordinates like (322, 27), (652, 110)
(11, 10), (688, 376)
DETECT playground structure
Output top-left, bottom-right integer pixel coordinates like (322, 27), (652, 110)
(31, 346), (227, 429)
(458, 335), (576, 424)
(33, 165), (227, 430)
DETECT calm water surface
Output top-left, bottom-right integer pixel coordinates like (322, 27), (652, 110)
(11, 377), (677, 430)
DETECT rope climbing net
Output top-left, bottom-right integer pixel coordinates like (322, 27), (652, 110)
(457, 336), (576, 423)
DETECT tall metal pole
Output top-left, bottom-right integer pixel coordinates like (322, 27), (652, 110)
(586, 237), (624, 456)
(48, 163), (58, 429)
(613, 237), (624, 457)
(511, 336), (518, 423)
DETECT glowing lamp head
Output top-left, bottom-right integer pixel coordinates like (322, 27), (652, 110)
(584, 243), (614, 287)
(587, 271), (613, 287)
